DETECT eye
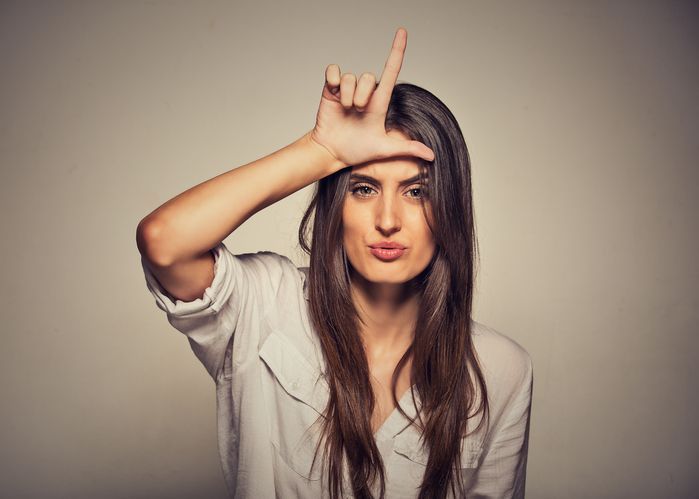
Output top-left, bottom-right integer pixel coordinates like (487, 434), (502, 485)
(350, 183), (376, 197)
(406, 186), (426, 199)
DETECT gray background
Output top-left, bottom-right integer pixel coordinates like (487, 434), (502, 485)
(1, 0), (697, 497)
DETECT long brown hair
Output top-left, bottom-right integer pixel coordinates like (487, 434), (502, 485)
(298, 82), (489, 498)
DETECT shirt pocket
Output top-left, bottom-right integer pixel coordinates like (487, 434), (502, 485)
(258, 330), (330, 481)
(392, 428), (484, 484)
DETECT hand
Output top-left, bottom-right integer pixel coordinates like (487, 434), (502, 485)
(309, 27), (435, 171)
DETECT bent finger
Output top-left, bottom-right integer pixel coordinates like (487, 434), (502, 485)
(354, 72), (377, 111)
(340, 73), (357, 109)
(325, 64), (341, 95)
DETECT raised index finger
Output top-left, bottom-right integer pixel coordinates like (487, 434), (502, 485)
(372, 27), (407, 111)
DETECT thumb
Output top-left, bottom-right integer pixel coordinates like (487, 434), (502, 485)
(380, 135), (435, 162)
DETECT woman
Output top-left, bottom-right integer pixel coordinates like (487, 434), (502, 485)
(138, 27), (532, 499)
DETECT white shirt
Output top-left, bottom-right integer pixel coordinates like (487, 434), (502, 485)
(141, 241), (533, 498)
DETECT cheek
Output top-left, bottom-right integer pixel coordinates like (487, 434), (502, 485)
(342, 202), (370, 234)
(419, 234), (437, 260)
(341, 206), (363, 250)
(407, 209), (435, 240)
(411, 217), (437, 264)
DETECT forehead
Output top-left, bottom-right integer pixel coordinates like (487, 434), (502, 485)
(351, 157), (423, 179)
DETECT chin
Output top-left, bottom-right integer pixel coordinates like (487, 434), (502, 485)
(365, 262), (415, 282)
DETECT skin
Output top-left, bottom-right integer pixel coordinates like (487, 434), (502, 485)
(311, 28), (437, 432)
(341, 129), (437, 431)
(139, 28), (435, 433)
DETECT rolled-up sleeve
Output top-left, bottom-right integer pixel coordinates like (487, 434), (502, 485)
(140, 242), (289, 381)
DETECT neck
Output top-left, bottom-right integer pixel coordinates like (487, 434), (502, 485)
(348, 267), (420, 358)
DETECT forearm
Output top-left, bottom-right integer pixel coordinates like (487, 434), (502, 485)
(137, 130), (344, 266)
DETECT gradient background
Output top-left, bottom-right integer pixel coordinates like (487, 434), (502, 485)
(1, 1), (697, 498)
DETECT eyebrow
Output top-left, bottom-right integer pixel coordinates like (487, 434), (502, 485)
(348, 173), (427, 186)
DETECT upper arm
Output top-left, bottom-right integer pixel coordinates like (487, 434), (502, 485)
(142, 250), (215, 303)
(137, 219), (216, 302)
(467, 342), (533, 498)
(494, 353), (533, 497)
(140, 239), (302, 381)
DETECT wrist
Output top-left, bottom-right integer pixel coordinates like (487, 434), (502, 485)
(303, 130), (347, 175)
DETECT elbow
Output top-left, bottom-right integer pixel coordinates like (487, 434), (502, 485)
(136, 218), (172, 267)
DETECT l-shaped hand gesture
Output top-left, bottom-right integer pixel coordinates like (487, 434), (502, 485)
(310, 27), (435, 171)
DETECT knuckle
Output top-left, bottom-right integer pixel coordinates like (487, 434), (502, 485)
(354, 95), (367, 106)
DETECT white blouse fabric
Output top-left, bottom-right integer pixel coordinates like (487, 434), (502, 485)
(141, 242), (533, 498)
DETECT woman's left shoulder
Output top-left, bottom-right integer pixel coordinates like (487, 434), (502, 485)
(469, 319), (533, 382)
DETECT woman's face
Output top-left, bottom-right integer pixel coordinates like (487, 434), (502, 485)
(342, 129), (436, 289)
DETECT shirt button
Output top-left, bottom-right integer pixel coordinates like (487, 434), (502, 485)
(291, 380), (299, 389)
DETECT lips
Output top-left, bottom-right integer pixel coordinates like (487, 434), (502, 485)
(368, 241), (406, 249)
(367, 241), (407, 261)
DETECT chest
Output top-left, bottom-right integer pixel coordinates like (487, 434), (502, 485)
(255, 330), (484, 496)
(369, 357), (413, 434)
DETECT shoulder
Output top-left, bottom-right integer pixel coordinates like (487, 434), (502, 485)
(470, 319), (533, 387)
(216, 243), (295, 272)
(216, 244), (302, 285)
(212, 243), (309, 314)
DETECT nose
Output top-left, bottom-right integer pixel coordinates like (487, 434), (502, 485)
(374, 193), (401, 236)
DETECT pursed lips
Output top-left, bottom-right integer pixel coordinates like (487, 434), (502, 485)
(368, 242), (407, 250)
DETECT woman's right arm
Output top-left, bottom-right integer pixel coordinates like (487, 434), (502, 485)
(136, 27), (433, 302)
(136, 131), (344, 301)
